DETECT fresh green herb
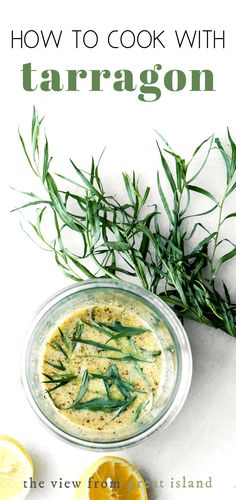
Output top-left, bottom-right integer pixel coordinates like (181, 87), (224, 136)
(58, 327), (70, 351)
(58, 326), (72, 358)
(111, 395), (137, 420)
(71, 322), (84, 351)
(90, 365), (146, 395)
(109, 365), (134, 398)
(105, 328), (149, 341)
(103, 379), (112, 398)
(72, 370), (89, 407)
(72, 396), (131, 412)
(43, 373), (77, 392)
(74, 337), (122, 352)
(129, 337), (137, 353)
(132, 398), (149, 422)
(105, 332), (146, 342)
(135, 364), (152, 389)
(76, 354), (151, 362)
(98, 321), (149, 335)
(44, 344), (149, 418)
(49, 323), (84, 359)
(81, 319), (115, 339)
(42, 372), (54, 380)
(45, 360), (66, 371)
(75, 320), (151, 362)
(49, 340), (69, 359)
(113, 377), (133, 398)
(15, 109), (236, 337)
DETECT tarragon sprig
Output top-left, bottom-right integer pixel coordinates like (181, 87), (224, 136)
(13, 109), (236, 336)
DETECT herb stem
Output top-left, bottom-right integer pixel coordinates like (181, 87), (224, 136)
(210, 193), (226, 272)
(15, 110), (236, 337)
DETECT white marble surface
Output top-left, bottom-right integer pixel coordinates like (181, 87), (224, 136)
(2, 0), (236, 498)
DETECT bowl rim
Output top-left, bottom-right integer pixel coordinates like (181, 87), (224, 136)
(21, 279), (192, 450)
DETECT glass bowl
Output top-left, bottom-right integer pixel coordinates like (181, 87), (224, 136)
(21, 279), (192, 450)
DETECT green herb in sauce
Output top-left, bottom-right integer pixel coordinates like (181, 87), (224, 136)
(41, 305), (163, 434)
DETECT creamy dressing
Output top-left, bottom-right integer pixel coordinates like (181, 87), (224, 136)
(41, 305), (164, 437)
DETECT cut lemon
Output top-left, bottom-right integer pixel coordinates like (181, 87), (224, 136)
(74, 455), (148, 499)
(0, 435), (33, 500)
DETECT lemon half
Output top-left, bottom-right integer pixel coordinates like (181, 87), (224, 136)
(0, 435), (33, 500)
(74, 455), (148, 499)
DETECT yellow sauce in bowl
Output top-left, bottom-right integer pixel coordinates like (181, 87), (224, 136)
(42, 305), (164, 437)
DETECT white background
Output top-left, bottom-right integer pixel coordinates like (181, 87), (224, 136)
(1, 1), (236, 499)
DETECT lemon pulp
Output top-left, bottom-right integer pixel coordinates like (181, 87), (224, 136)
(74, 456), (148, 499)
(0, 435), (33, 500)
